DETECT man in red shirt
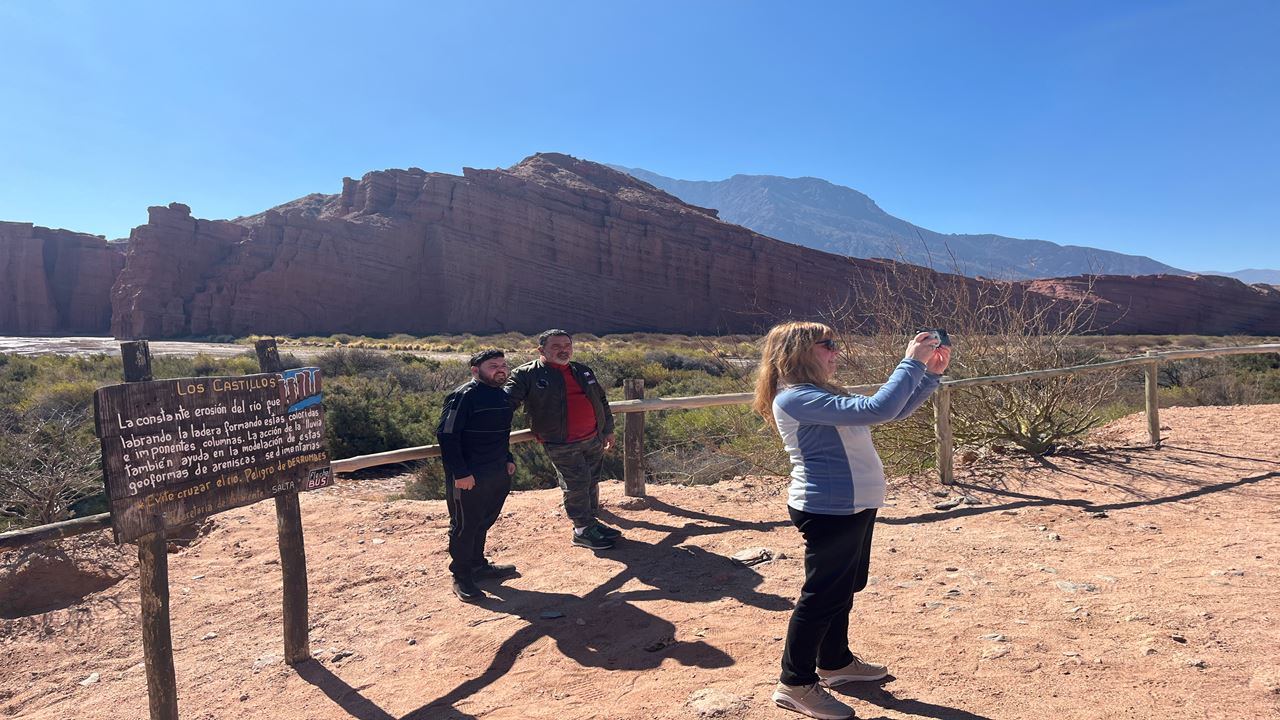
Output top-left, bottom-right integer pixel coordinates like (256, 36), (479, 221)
(505, 329), (621, 550)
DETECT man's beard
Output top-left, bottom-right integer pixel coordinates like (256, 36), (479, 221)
(478, 370), (507, 387)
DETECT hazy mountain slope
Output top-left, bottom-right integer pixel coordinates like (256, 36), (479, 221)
(614, 166), (1188, 280)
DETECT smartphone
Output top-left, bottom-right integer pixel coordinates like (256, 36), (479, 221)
(921, 329), (951, 347)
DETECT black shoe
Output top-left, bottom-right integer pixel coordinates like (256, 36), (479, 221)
(452, 579), (485, 603)
(473, 561), (518, 579)
(593, 522), (623, 540)
(572, 524), (615, 550)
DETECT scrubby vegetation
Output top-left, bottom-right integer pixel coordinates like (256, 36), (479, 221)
(1, 331), (1277, 530)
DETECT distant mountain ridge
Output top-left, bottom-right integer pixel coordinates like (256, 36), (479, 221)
(611, 165), (1191, 280)
(1200, 268), (1280, 286)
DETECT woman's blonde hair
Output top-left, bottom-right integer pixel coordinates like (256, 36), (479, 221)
(752, 321), (844, 427)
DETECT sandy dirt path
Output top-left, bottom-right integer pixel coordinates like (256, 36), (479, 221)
(2, 405), (1278, 719)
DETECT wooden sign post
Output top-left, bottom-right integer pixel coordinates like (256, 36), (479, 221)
(93, 339), (331, 719)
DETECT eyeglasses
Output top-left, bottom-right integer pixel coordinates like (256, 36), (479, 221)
(814, 339), (839, 351)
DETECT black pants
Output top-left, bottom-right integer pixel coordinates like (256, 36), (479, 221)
(780, 507), (878, 686)
(445, 462), (512, 582)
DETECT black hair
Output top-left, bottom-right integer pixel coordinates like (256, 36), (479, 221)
(469, 349), (505, 367)
(537, 329), (571, 347)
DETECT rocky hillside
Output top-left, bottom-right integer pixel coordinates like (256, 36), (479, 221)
(2, 153), (1278, 338)
(0, 222), (123, 334)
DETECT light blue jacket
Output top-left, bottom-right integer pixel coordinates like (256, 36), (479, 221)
(773, 359), (939, 514)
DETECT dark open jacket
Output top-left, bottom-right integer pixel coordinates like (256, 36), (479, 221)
(436, 379), (514, 479)
(504, 359), (615, 444)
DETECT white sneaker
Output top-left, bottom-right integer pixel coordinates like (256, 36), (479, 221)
(817, 655), (889, 686)
(771, 682), (855, 719)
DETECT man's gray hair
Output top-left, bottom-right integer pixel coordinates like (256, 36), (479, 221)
(538, 329), (571, 347)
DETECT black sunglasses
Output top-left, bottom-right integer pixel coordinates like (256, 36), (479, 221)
(814, 339), (839, 351)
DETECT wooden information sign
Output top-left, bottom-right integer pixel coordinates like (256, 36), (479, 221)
(93, 367), (332, 543)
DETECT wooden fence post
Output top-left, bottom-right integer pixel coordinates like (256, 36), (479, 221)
(623, 379), (646, 497)
(121, 340), (179, 720)
(1144, 351), (1161, 447)
(254, 339), (311, 665)
(934, 383), (954, 486)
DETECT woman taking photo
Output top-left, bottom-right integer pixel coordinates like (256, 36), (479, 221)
(753, 321), (950, 720)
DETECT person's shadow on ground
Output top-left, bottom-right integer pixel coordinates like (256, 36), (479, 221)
(829, 675), (996, 720)
(398, 497), (795, 718)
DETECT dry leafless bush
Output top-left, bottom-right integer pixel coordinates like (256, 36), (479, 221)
(826, 259), (1124, 468)
(0, 408), (102, 528)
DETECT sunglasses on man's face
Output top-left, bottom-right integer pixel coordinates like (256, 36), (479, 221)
(814, 339), (839, 351)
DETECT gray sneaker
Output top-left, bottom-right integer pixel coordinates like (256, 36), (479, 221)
(771, 682), (854, 719)
(817, 655), (889, 686)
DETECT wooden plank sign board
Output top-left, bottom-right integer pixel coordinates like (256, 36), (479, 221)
(94, 367), (331, 543)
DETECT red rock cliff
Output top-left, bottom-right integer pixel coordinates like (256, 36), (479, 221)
(111, 155), (936, 337)
(100, 153), (1280, 338)
(0, 222), (124, 334)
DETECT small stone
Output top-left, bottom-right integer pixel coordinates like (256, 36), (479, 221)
(1171, 634), (1187, 643)
(981, 646), (1010, 660)
(730, 547), (774, 566)
(239, 693), (249, 702)
(407, 638), (417, 646)
(1046, 533), (1061, 541)
(1087, 510), (1109, 519)
(1056, 581), (1098, 593)
(944, 589), (962, 597)
(980, 633), (1008, 642)
(331, 650), (355, 662)
(371, 538), (385, 545)
(201, 632), (218, 641)
(1038, 565), (1058, 574)
(1034, 525), (1048, 531)
(79, 672), (100, 686)
(933, 498), (963, 511)
(1188, 658), (1207, 669)
(575, 618), (586, 626)
(262, 558), (279, 565)
(615, 496), (648, 510)
(253, 654), (282, 673)
(540, 610), (565, 619)
(191, 574), (205, 580)
(685, 688), (749, 717)
(960, 495), (982, 505)
(930, 489), (950, 497)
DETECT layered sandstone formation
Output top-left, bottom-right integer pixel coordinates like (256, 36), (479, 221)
(1021, 274), (1280, 335)
(112, 154), (951, 337)
(6, 153), (1278, 339)
(0, 222), (124, 334)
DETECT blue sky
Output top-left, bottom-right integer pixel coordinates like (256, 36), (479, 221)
(1, 0), (1275, 272)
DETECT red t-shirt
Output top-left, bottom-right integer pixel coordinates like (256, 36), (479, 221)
(555, 362), (598, 443)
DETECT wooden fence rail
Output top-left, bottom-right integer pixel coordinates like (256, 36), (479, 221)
(3, 343), (1277, 551)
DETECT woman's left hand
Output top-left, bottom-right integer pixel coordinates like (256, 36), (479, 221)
(927, 346), (951, 374)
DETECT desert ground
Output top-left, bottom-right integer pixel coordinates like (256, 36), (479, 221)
(2, 405), (1278, 720)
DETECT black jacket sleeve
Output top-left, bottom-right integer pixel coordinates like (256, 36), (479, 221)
(436, 388), (472, 478)
(597, 380), (615, 436)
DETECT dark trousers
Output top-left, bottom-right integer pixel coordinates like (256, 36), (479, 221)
(780, 507), (878, 686)
(542, 434), (604, 528)
(445, 462), (512, 582)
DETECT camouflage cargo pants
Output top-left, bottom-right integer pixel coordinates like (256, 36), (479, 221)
(542, 434), (605, 528)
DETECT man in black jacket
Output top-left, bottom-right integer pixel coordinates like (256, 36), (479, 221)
(505, 329), (620, 551)
(438, 349), (517, 602)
